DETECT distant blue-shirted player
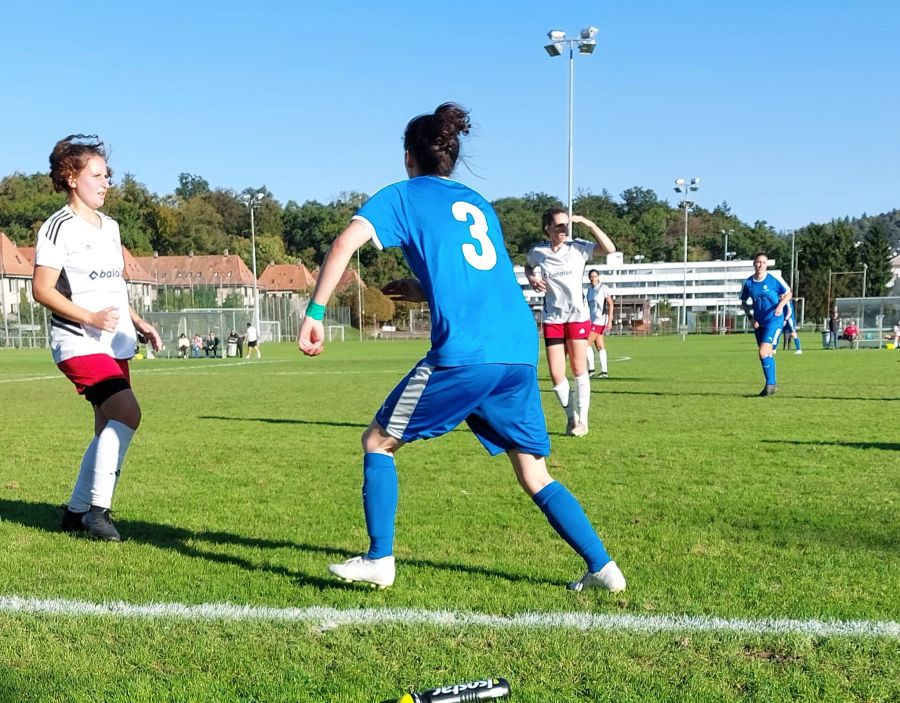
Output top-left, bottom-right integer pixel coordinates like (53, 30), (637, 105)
(781, 300), (802, 354)
(740, 251), (792, 396)
(297, 103), (625, 593)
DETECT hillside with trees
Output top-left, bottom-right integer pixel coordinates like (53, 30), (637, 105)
(1, 169), (895, 320)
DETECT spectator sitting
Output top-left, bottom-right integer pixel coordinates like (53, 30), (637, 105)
(177, 333), (190, 359)
(843, 321), (859, 348)
(191, 334), (203, 358)
(204, 332), (220, 357)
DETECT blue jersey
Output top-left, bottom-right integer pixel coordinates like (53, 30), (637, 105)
(740, 273), (789, 326)
(355, 176), (537, 367)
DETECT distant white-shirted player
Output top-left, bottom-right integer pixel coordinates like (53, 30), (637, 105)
(586, 269), (614, 378)
(525, 210), (616, 437)
(32, 134), (161, 541)
(246, 322), (261, 358)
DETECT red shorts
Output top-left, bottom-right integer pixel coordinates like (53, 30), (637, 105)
(57, 354), (130, 395)
(543, 321), (590, 341)
(591, 323), (608, 335)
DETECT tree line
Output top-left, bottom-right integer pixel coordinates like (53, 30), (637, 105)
(1, 170), (896, 322)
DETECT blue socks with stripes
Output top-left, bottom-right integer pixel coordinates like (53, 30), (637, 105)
(532, 481), (610, 573)
(363, 452), (398, 559)
(761, 355), (776, 385)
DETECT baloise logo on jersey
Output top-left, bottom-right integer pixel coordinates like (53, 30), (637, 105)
(88, 268), (123, 280)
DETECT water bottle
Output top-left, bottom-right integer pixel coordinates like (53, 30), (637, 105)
(398, 677), (510, 703)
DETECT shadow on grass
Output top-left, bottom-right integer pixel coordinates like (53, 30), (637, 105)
(762, 439), (900, 451)
(199, 414), (368, 429)
(0, 499), (552, 588)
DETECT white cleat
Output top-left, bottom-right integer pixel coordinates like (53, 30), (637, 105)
(570, 422), (589, 437)
(328, 555), (395, 589)
(568, 560), (626, 593)
(795, 350), (803, 355)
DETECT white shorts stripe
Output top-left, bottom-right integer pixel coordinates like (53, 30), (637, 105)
(383, 362), (433, 438)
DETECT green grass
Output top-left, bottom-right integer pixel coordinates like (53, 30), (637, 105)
(0, 336), (898, 702)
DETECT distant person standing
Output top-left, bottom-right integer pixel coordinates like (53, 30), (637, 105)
(892, 321), (900, 348)
(32, 134), (162, 541)
(827, 312), (840, 350)
(246, 322), (261, 358)
(740, 252), (791, 396)
(525, 210), (616, 436)
(585, 268), (614, 378)
(781, 300), (802, 354)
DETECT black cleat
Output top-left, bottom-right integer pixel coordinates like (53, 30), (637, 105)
(81, 506), (122, 541)
(60, 505), (87, 533)
(758, 384), (778, 397)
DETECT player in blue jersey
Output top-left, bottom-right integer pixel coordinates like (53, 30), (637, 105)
(740, 252), (792, 396)
(297, 103), (625, 593)
(781, 300), (802, 354)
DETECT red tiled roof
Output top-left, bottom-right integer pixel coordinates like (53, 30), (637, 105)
(0, 232), (35, 276)
(133, 253), (263, 289)
(122, 247), (153, 283)
(258, 263), (316, 292)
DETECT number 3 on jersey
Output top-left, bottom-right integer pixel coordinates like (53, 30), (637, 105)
(452, 201), (497, 271)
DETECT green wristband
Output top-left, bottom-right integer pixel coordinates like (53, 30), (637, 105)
(305, 301), (326, 321)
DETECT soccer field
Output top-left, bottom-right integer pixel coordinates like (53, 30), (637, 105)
(0, 336), (897, 702)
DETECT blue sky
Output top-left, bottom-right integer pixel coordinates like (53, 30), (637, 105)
(2, 1), (898, 232)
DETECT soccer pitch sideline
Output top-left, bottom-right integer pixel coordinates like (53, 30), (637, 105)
(0, 337), (897, 703)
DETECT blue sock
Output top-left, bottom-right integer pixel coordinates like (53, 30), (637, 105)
(794, 337), (802, 351)
(532, 481), (610, 572)
(761, 355), (776, 385)
(362, 453), (397, 559)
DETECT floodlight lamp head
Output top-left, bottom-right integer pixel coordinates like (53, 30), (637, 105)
(581, 26), (599, 39)
(578, 40), (596, 54)
(544, 42), (563, 57)
(547, 30), (566, 42)
(675, 178), (686, 187)
(690, 177), (701, 186)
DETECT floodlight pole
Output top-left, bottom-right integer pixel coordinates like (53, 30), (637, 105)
(720, 228), (734, 334)
(242, 190), (263, 332)
(544, 27), (598, 237)
(0, 239), (8, 346)
(674, 177), (700, 335)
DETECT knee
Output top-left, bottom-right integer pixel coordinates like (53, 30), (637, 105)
(361, 424), (399, 455)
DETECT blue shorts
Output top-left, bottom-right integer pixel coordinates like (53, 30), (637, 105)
(374, 361), (551, 457)
(783, 316), (796, 335)
(755, 322), (784, 347)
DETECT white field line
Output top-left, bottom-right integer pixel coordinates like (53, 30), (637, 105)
(0, 595), (896, 639)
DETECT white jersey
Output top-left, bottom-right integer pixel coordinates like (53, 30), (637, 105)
(246, 325), (258, 343)
(526, 238), (596, 323)
(34, 206), (137, 363)
(587, 283), (612, 326)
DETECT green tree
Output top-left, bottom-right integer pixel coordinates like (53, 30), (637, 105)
(175, 173), (210, 201)
(858, 221), (893, 297)
(0, 173), (64, 245)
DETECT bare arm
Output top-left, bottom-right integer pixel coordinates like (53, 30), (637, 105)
(606, 294), (615, 326)
(130, 307), (162, 351)
(570, 215), (616, 256)
(33, 265), (119, 331)
(297, 219), (372, 356)
(524, 262), (547, 293)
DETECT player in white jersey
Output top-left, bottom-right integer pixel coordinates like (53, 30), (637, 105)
(525, 210), (616, 437)
(586, 269), (614, 378)
(32, 135), (161, 541)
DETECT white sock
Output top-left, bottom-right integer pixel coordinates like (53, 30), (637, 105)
(586, 346), (595, 372)
(68, 436), (99, 512)
(91, 420), (135, 509)
(575, 373), (591, 426)
(552, 379), (575, 420)
(599, 349), (608, 373)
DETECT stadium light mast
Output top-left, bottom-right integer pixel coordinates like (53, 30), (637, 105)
(674, 177), (700, 334)
(544, 26), (598, 236)
(240, 189), (264, 331)
(720, 228), (734, 334)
